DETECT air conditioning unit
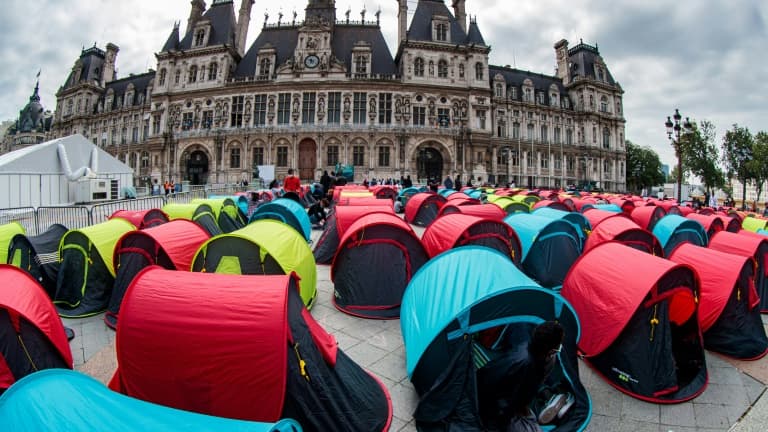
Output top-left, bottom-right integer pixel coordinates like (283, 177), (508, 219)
(74, 178), (111, 203)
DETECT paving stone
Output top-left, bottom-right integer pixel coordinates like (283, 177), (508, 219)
(622, 397), (660, 423)
(743, 376), (766, 405)
(369, 352), (409, 383)
(693, 403), (732, 429)
(589, 388), (622, 417)
(708, 364), (746, 385)
(388, 382), (418, 423)
(694, 383), (747, 407)
(585, 414), (620, 431)
(367, 329), (405, 353)
(616, 418), (660, 432)
(344, 341), (390, 368)
(659, 402), (696, 427)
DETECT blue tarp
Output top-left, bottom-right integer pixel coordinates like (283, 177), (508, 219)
(0, 370), (302, 432)
(249, 198), (311, 242)
(652, 214), (708, 256)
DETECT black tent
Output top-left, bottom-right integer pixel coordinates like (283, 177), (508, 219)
(7, 224), (68, 299)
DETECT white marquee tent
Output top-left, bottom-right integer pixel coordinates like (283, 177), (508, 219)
(0, 134), (134, 208)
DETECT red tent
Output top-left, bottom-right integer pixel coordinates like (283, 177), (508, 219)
(630, 205), (667, 231)
(669, 243), (767, 359)
(110, 209), (169, 229)
(582, 208), (626, 229)
(686, 213), (724, 238)
(583, 216), (663, 256)
(445, 194), (481, 204)
(313, 205), (394, 265)
(437, 203), (506, 221)
(110, 268), (392, 430)
(710, 231), (768, 312)
(562, 242), (706, 403)
(609, 198), (637, 215)
(369, 186), (398, 201)
(107, 220), (211, 329)
(532, 200), (570, 212)
(421, 214), (521, 263)
(404, 193), (446, 227)
(336, 197), (392, 207)
(0, 265), (73, 392)
(331, 213), (428, 319)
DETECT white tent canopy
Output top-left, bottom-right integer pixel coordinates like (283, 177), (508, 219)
(0, 134), (133, 208)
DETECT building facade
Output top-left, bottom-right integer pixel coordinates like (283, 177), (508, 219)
(50, 0), (626, 191)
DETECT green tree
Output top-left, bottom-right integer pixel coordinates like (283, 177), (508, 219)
(721, 124), (755, 208)
(626, 140), (665, 194)
(749, 131), (768, 203)
(680, 120), (724, 197)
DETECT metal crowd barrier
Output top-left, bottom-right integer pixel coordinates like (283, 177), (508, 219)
(91, 196), (167, 224)
(0, 207), (38, 235)
(37, 206), (92, 233)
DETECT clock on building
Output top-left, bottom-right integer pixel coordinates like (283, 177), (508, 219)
(304, 54), (320, 69)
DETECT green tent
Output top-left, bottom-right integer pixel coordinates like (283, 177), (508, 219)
(192, 198), (246, 233)
(491, 196), (531, 214)
(162, 202), (222, 236)
(0, 222), (25, 264)
(55, 218), (136, 317)
(191, 220), (317, 308)
(742, 217), (768, 233)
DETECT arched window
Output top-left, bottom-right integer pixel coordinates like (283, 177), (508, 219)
(174, 69), (181, 85)
(188, 65), (197, 83)
(230, 147), (241, 168)
(597, 67), (604, 81)
(475, 62), (484, 80)
(259, 58), (271, 77)
(437, 60), (448, 78)
(208, 62), (218, 80)
(195, 29), (205, 47)
(414, 58), (425, 77)
(158, 69), (167, 86)
(600, 96), (608, 113)
(458, 63), (465, 78)
(495, 83), (504, 98)
(603, 128), (611, 149)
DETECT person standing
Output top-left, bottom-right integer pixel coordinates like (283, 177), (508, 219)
(444, 175), (454, 190)
(283, 169), (301, 194)
(320, 170), (332, 194)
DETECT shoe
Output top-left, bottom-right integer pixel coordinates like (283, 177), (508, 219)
(538, 393), (568, 425)
(556, 393), (575, 420)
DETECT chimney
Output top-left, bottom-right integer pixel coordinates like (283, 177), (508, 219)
(187, 0), (206, 33)
(452, 0), (467, 33)
(554, 39), (570, 85)
(235, 0), (255, 56)
(398, 0), (408, 44)
(102, 43), (120, 86)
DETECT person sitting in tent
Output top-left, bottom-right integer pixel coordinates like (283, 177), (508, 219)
(477, 321), (573, 431)
(308, 198), (330, 228)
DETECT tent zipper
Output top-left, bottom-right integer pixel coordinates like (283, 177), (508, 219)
(293, 342), (310, 382)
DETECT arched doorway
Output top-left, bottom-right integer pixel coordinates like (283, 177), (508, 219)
(186, 150), (209, 185)
(416, 146), (444, 183)
(299, 139), (317, 181)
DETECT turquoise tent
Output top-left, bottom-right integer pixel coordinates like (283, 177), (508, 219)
(532, 207), (592, 248)
(400, 247), (591, 431)
(249, 198), (311, 242)
(0, 370), (301, 431)
(652, 214), (708, 256)
(504, 213), (582, 288)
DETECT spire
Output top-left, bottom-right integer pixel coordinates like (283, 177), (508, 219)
(305, 0), (336, 24)
(235, 0), (254, 56)
(161, 22), (181, 52)
(31, 69), (41, 102)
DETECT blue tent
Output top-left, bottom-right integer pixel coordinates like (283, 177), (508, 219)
(401, 247), (591, 431)
(591, 203), (622, 213)
(398, 187), (421, 206)
(532, 207), (592, 249)
(504, 213), (582, 288)
(249, 198), (311, 242)
(758, 229), (768, 236)
(465, 189), (483, 200)
(0, 370), (302, 431)
(438, 188), (457, 197)
(652, 214), (708, 256)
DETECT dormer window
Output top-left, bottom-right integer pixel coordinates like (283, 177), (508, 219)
(259, 58), (271, 77)
(438, 60), (448, 78)
(523, 88), (532, 102)
(354, 55), (368, 74)
(495, 83), (503, 98)
(435, 22), (448, 42)
(195, 29), (206, 47)
(414, 58), (425, 77)
(597, 67), (604, 81)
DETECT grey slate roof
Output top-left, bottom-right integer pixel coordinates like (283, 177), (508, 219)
(0, 134), (133, 175)
(489, 65), (571, 105)
(99, 72), (155, 111)
(568, 42), (616, 85)
(161, 25), (180, 52)
(466, 20), (486, 46)
(178, 1), (237, 50)
(407, 0), (468, 44)
(62, 47), (106, 91)
(235, 24), (396, 77)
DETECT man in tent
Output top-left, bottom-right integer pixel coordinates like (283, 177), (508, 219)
(477, 321), (573, 431)
(308, 198), (330, 228)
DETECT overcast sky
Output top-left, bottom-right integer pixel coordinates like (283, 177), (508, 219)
(1, 0), (766, 166)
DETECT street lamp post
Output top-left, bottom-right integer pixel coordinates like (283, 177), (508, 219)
(665, 108), (693, 202)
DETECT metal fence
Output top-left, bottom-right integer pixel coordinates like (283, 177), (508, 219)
(0, 184), (253, 235)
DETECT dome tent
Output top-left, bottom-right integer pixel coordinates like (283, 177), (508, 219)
(562, 242), (707, 403)
(110, 209), (169, 230)
(669, 243), (767, 359)
(709, 231), (768, 313)
(401, 247), (591, 431)
(421, 213), (521, 264)
(652, 215), (708, 256)
(584, 216), (663, 256)
(249, 198), (311, 242)
(6, 224), (67, 298)
(0, 370), (302, 432)
(162, 202), (223, 237)
(404, 193), (446, 227)
(312, 205), (394, 265)
(111, 269), (391, 431)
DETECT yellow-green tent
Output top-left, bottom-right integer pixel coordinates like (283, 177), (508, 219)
(0, 221), (25, 264)
(743, 217), (768, 233)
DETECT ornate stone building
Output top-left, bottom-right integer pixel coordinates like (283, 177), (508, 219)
(2, 81), (54, 154)
(51, 0), (626, 191)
